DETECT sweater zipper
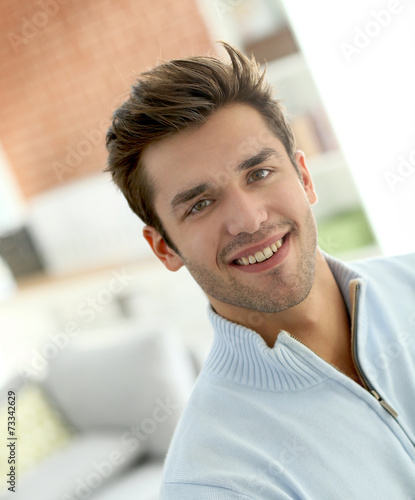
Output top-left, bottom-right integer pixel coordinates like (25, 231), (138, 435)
(287, 281), (398, 419)
(349, 280), (398, 419)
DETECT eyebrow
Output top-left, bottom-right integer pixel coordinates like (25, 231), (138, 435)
(170, 182), (211, 215)
(169, 147), (283, 215)
(237, 147), (283, 172)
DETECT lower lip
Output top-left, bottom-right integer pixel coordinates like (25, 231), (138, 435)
(230, 233), (290, 274)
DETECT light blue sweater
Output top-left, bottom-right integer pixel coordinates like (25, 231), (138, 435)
(160, 253), (415, 499)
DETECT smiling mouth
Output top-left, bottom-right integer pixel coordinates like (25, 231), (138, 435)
(233, 236), (285, 266)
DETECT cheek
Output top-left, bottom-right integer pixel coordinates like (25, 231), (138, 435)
(274, 183), (310, 213)
(172, 221), (197, 247)
(182, 222), (219, 263)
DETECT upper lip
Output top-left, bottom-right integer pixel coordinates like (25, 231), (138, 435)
(227, 232), (288, 264)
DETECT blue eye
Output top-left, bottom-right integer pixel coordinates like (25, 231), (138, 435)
(248, 169), (270, 183)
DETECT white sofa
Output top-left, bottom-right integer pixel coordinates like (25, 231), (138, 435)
(0, 322), (197, 500)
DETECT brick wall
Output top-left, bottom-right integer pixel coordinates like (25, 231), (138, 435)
(0, 0), (213, 199)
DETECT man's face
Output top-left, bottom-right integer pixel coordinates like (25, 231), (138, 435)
(143, 104), (318, 316)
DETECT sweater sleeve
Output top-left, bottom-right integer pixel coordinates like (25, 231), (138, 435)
(160, 483), (249, 499)
(160, 482), (296, 500)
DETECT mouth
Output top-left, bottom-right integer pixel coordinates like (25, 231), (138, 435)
(232, 235), (286, 266)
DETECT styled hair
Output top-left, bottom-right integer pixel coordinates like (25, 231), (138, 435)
(105, 42), (297, 251)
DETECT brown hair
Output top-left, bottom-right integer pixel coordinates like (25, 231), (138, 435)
(105, 42), (297, 251)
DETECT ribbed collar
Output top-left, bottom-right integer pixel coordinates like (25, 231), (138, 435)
(204, 253), (367, 392)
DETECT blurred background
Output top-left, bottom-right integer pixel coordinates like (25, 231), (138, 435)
(0, 0), (414, 498)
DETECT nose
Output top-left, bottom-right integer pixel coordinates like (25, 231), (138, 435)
(223, 188), (268, 236)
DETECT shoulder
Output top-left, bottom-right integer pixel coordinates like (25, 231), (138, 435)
(161, 371), (235, 473)
(349, 252), (415, 283)
(347, 253), (415, 315)
(350, 251), (415, 268)
(160, 371), (260, 495)
(160, 483), (254, 499)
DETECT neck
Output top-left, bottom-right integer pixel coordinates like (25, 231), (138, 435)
(210, 250), (357, 379)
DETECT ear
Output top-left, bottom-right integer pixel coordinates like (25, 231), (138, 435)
(295, 150), (318, 206)
(143, 225), (183, 272)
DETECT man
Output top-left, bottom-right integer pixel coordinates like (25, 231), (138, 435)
(106, 44), (415, 499)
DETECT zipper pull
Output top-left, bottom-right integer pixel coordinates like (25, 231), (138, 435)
(370, 390), (399, 418)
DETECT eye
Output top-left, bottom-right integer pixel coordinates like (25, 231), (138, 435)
(189, 199), (212, 214)
(247, 169), (271, 184)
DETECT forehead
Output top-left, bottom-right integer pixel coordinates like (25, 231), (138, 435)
(142, 103), (287, 210)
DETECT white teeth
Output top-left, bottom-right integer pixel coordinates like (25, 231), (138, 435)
(263, 247), (273, 258)
(234, 237), (285, 266)
(255, 251), (266, 263)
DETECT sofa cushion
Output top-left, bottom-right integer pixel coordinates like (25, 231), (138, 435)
(0, 383), (73, 483)
(92, 461), (164, 500)
(41, 322), (196, 458)
(0, 432), (142, 500)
